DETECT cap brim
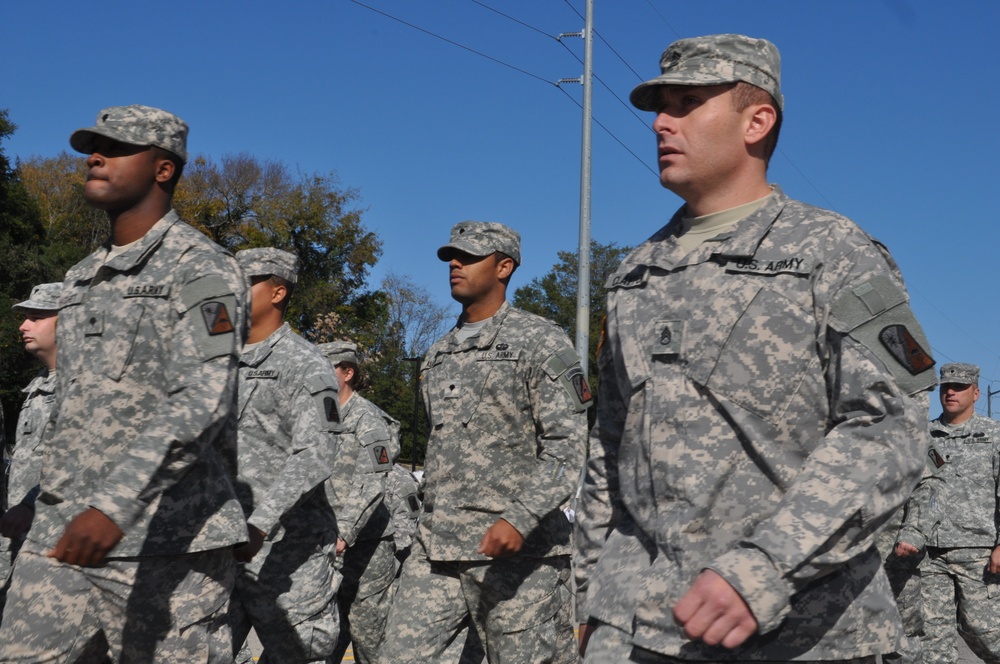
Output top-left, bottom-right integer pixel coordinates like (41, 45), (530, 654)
(69, 127), (149, 155)
(630, 76), (736, 111)
(437, 242), (492, 262)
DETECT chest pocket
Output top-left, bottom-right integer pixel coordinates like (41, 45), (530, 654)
(82, 301), (146, 382)
(237, 378), (260, 420)
(705, 287), (815, 425)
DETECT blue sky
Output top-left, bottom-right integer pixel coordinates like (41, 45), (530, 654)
(4, 1), (999, 414)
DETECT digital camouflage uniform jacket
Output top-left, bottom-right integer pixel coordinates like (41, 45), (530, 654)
(10, 369), (56, 508)
(419, 301), (591, 561)
(575, 186), (935, 660)
(897, 413), (1000, 550)
(325, 393), (398, 547)
(237, 322), (341, 541)
(30, 211), (249, 557)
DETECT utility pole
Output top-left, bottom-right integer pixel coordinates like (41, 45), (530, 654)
(989, 384), (1000, 418)
(558, 0), (594, 376)
(403, 356), (422, 471)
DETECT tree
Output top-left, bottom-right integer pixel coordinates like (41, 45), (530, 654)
(174, 153), (382, 341)
(382, 271), (453, 357)
(0, 111), (64, 444)
(18, 152), (108, 253)
(512, 240), (631, 398)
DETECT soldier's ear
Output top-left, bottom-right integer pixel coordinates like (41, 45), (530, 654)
(495, 256), (515, 280)
(153, 156), (176, 184)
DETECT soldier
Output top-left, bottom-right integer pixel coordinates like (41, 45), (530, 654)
(229, 248), (343, 663)
(318, 341), (399, 664)
(0, 105), (249, 662)
(381, 221), (592, 663)
(0, 283), (61, 616)
(574, 35), (936, 662)
(896, 363), (1000, 663)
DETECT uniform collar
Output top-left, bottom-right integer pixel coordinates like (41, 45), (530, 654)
(73, 210), (181, 281)
(240, 322), (292, 367)
(448, 300), (512, 350)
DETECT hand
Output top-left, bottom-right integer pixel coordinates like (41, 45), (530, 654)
(578, 622), (595, 657)
(336, 537), (347, 555)
(48, 508), (124, 567)
(989, 546), (1000, 575)
(673, 569), (758, 649)
(895, 541), (920, 557)
(0, 504), (35, 539)
(233, 525), (266, 563)
(477, 518), (524, 558)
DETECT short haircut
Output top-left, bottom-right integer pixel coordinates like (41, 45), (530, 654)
(731, 82), (782, 164)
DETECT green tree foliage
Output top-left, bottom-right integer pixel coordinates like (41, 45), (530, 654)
(0, 112), (70, 443)
(512, 240), (631, 397)
(175, 154), (382, 340)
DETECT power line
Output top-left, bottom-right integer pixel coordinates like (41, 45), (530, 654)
(556, 85), (657, 177)
(345, 0), (557, 88)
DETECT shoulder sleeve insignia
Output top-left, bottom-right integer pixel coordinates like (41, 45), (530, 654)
(323, 395), (340, 423)
(928, 448), (946, 468)
(879, 325), (934, 375)
(570, 369), (593, 405)
(201, 301), (234, 336)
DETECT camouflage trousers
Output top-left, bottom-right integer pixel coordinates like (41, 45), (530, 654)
(380, 541), (576, 664)
(920, 546), (1000, 664)
(230, 530), (341, 663)
(0, 545), (235, 663)
(882, 549), (925, 664)
(582, 621), (877, 663)
(327, 536), (398, 664)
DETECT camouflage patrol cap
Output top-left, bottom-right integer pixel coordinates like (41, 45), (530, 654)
(318, 340), (359, 366)
(631, 34), (783, 112)
(437, 221), (521, 266)
(70, 105), (189, 165)
(939, 362), (979, 386)
(12, 282), (62, 313)
(235, 248), (298, 284)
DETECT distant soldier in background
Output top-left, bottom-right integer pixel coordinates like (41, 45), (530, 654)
(0, 283), (61, 619)
(230, 247), (343, 663)
(319, 341), (399, 664)
(896, 362), (1000, 664)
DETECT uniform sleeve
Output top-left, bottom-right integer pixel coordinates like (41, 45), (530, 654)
(89, 271), (247, 528)
(499, 335), (591, 544)
(574, 324), (626, 620)
(896, 447), (940, 551)
(333, 408), (395, 546)
(248, 371), (341, 537)
(706, 243), (936, 633)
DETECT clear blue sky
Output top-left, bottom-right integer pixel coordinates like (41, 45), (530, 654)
(4, 1), (999, 414)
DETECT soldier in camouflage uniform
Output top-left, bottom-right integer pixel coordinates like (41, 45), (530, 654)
(896, 363), (1000, 664)
(0, 283), (61, 618)
(229, 248), (343, 663)
(574, 35), (937, 663)
(0, 105), (249, 662)
(381, 221), (592, 664)
(319, 341), (399, 664)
